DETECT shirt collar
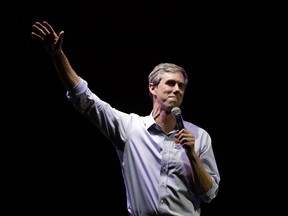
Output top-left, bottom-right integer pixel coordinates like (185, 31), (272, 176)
(144, 111), (180, 135)
(143, 111), (157, 130)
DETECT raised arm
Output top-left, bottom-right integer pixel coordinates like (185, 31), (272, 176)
(31, 21), (80, 90)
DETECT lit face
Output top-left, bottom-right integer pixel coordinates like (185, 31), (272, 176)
(149, 72), (187, 111)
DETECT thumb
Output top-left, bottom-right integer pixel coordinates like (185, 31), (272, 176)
(56, 31), (64, 49)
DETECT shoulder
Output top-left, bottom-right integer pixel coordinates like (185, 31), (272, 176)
(184, 120), (211, 138)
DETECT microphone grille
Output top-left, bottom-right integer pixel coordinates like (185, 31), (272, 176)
(171, 107), (181, 116)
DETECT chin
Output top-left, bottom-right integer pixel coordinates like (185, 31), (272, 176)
(167, 103), (180, 110)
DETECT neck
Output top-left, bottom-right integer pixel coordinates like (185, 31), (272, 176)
(152, 109), (176, 133)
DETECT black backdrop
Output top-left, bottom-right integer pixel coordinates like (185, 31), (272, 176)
(3, 1), (288, 215)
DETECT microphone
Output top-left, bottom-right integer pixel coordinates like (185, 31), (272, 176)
(171, 107), (185, 131)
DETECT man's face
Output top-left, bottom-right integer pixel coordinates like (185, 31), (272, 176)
(150, 72), (186, 111)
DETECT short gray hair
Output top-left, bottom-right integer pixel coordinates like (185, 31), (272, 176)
(148, 63), (188, 86)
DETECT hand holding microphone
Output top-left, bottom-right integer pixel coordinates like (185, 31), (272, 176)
(172, 107), (195, 153)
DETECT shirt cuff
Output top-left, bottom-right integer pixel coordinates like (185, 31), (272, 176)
(66, 77), (88, 98)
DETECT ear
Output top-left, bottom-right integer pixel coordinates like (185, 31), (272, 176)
(149, 83), (157, 96)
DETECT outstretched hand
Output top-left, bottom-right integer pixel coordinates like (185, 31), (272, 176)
(31, 21), (64, 56)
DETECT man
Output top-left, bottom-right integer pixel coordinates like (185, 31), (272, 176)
(31, 20), (220, 216)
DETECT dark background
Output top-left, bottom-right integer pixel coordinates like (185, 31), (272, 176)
(3, 1), (288, 215)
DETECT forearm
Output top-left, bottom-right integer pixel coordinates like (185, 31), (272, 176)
(53, 50), (80, 90)
(188, 152), (213, 194)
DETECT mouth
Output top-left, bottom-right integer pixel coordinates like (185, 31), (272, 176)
(168, 96), (180, 100)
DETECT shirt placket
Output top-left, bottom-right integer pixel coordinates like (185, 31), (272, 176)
(158, 133), (175, 213)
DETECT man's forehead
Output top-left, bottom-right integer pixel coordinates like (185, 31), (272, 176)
(161, 71), (185, 81)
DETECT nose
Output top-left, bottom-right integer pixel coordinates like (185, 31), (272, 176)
(173, 83), (181, 91)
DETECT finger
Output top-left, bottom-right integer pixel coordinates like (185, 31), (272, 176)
(59, 31), (64, 41)
(31, 32), (44, 42)
(32, 23), (46, 37)
(36, 22), (52, 35)
(180, 138), (193, 145)
(42, 21), (57, 35)
(177, 132), (191, 141)
(55, 31), (64, 49)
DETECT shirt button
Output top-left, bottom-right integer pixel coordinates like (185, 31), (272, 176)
(160, 199), (164, 204)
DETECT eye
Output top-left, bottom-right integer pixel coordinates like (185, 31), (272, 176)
(166, 80), (186, 90)
(178, 83), (186, 90)
(166, 80), (176, 87)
